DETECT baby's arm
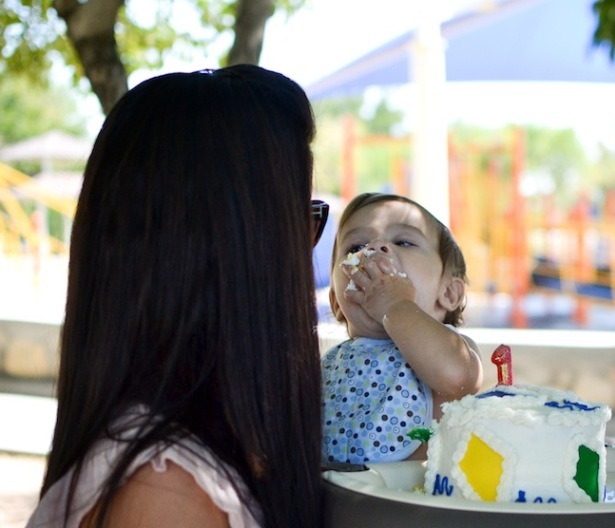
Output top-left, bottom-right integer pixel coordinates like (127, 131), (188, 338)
(343, 254), (482, 407)
(382, 302), (482, 416)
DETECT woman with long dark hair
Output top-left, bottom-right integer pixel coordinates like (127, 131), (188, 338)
(27, 65), (327, 528)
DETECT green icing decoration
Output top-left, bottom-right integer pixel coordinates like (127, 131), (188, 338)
(407, 427), (434, 443)
(574, 445), (600, 502)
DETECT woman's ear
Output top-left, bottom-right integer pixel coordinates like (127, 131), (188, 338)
(329, 288), (346, 323)
(438, 276), (465, 312)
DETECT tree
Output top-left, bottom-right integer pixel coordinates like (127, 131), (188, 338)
(587, 143), (615, 194)
(1, 0), (303, 115)
(4, 1), (614, 115)
(592, 0), (615, 59)
(0, 74), (87, 147)
(522, 126), (589, 208)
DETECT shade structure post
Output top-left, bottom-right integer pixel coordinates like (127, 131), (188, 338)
(409, 5), (449, 226)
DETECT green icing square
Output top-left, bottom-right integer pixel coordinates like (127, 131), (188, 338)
(574, 445), (600, 502)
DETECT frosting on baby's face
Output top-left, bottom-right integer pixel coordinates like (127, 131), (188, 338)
(342, 247), (375, 268)
(342, 248), (375, 291)
(341, 247), (407, 292)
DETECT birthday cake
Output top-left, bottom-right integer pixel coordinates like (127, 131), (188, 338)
(423, 346), (612, 504)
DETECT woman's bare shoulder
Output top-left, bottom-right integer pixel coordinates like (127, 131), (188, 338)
(82, 460), (230, 527)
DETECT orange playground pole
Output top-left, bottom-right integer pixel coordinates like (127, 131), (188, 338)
(570, 194), (591, 325)
(392, 156), (408, 197)
(447, 137), (461, 234)
(606, 191), (615, 303)
(510, 128), (528, 328)
(341, 115), (357, 204)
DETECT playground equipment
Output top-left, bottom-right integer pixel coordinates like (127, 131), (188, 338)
(528, 191), (615, 323)
(451, 129), (615, 326)
(340, 115), (411, 201)
(338, 120), (614, 328)
(0, 162), (77, 255)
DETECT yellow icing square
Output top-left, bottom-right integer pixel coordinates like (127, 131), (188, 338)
(459, 433), (504, 501)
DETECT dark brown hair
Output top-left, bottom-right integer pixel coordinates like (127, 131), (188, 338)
(42, 65), (322, 527)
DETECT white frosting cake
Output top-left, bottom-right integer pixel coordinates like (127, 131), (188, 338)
(424, 384), (612, 503)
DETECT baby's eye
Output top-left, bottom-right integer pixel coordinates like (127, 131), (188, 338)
(346, 243), (366, 254)
(395, 240), (417, 248)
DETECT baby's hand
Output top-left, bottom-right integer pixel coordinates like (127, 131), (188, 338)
(341, 248), (416, 323)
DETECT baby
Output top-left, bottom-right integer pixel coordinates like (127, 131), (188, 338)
(321, 193), (483, 464)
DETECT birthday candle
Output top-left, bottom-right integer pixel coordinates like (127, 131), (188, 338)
(491, 344), (513, 385)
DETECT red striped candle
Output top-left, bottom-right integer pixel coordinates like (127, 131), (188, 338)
(491, 344), (513, 385)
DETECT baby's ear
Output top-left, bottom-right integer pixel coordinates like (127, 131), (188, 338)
(329, 288), (346, 323)
(438, 276), (465, 312)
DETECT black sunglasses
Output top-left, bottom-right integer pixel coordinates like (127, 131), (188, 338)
(311, 199), (329, 247)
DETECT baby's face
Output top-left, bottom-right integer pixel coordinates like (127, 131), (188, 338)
(331, 200), (447, 336)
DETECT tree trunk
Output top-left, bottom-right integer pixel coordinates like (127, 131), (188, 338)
(228, 0), (275, 65)
(54, 0), (274, 112)
(53, 0), (128, 115)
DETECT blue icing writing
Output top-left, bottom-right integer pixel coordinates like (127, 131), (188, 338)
(544, 399), (599, 412)
(432, 474), (454, 496)
(476, 390), (514, 399)
(515, 491), (526, 502)
(534, 497), (557, 503)
(514, 491), (557, 503)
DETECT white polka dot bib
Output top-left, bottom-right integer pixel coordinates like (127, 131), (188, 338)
(321, 337), (432, 464)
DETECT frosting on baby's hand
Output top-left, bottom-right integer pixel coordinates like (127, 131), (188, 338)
(345, 280), (359, 292)
(342, 247), (407, 279)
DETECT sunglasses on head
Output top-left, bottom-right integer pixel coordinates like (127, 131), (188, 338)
(311, 199), (329, 247)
